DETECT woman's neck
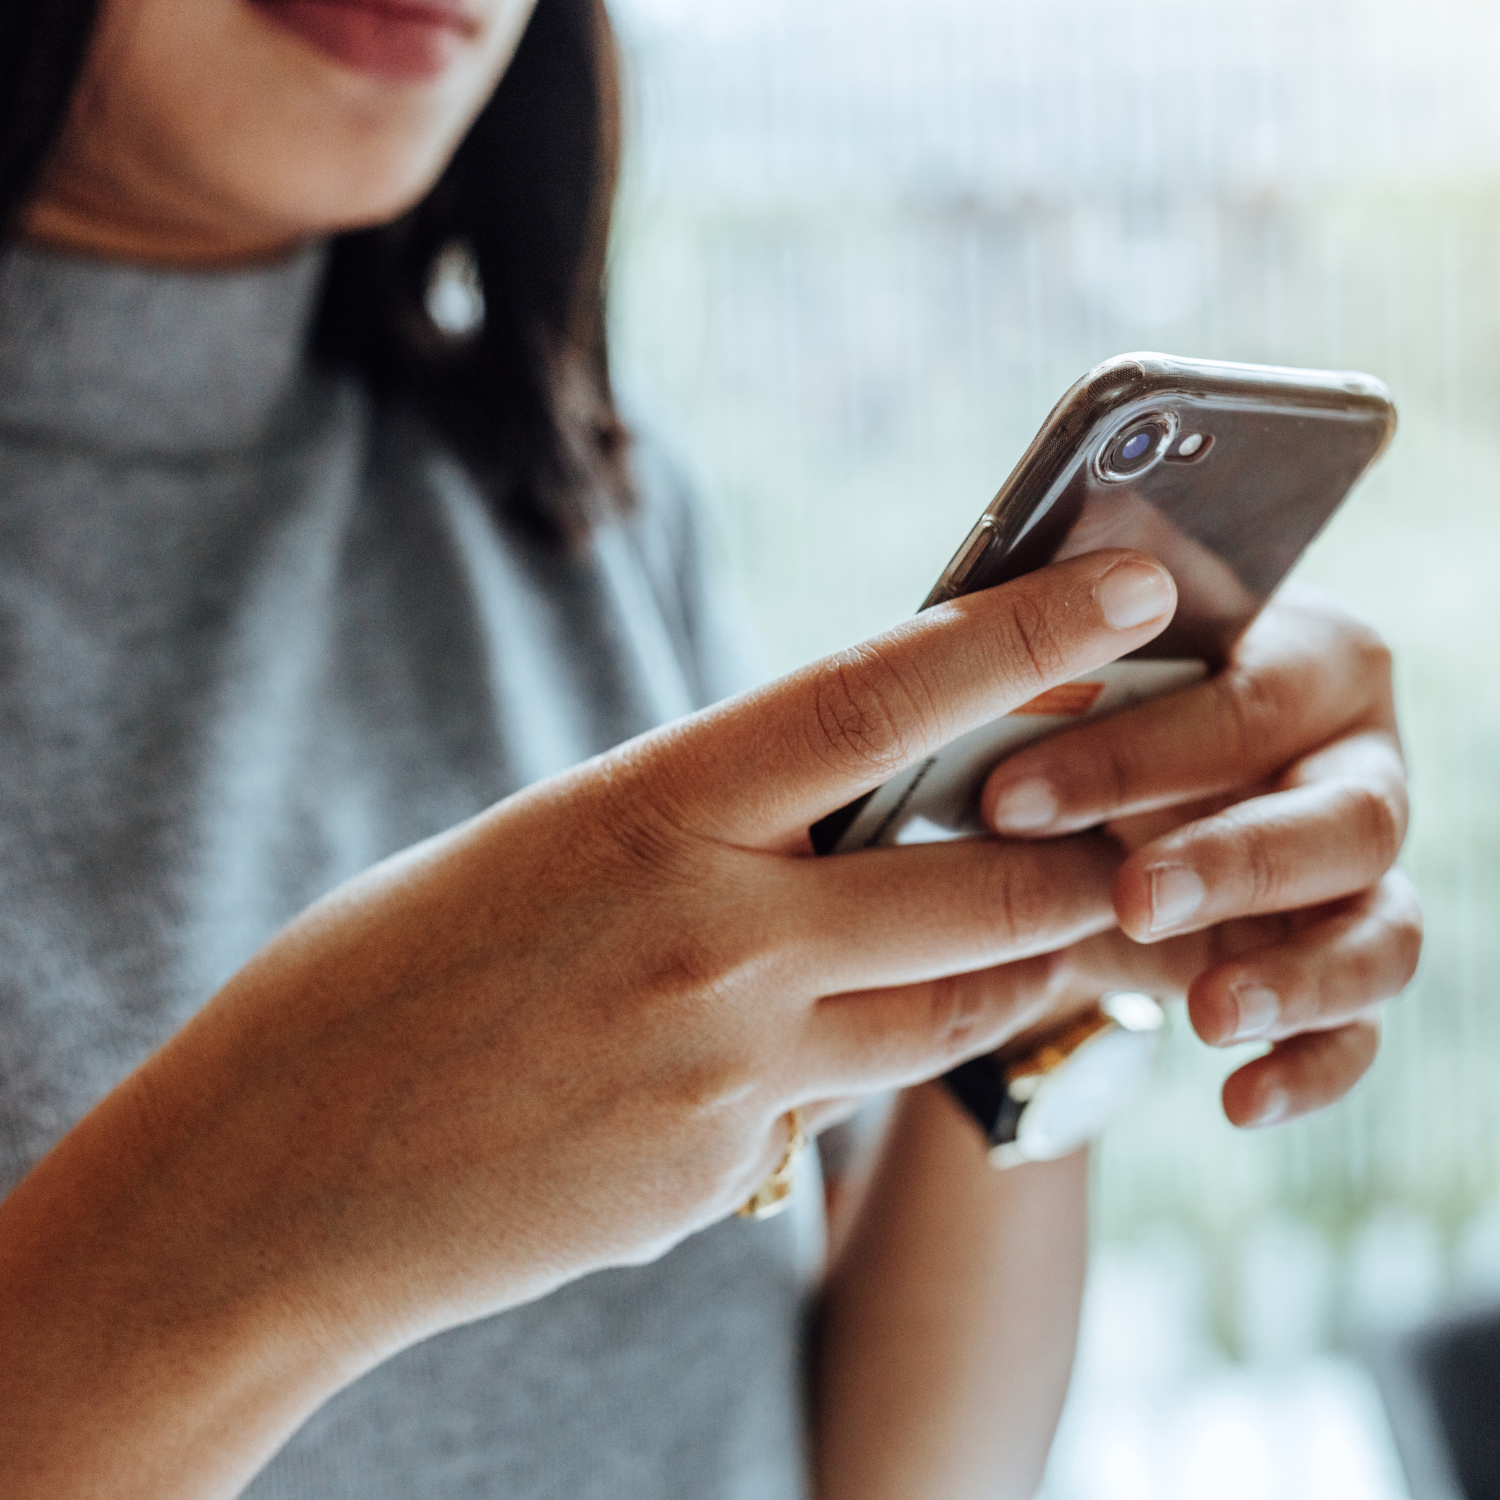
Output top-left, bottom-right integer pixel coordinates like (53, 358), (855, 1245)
(21, 150), (308, 270)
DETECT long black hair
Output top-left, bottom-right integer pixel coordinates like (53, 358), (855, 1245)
(0, 0), (631, 541)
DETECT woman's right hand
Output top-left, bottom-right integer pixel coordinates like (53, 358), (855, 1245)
(0, 548), (1177, 1496)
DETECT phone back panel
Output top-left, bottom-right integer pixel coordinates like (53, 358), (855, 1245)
(809, 354), (1395, 856)
(926, 354), (1396, 663)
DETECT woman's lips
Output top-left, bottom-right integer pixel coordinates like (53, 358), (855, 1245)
(247, 0), (480, 83)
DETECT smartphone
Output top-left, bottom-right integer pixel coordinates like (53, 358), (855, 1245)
(808, 352), (1396, 1156)
(811, 352), (1396, 857)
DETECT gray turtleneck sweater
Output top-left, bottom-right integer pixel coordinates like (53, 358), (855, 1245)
(0, 245), (816, 1499)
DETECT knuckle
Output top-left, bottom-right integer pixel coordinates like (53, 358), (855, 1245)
(1395, 929), (1423, 990)
(605, 799), (692, 886)
(1347, 782), (1405, 869)
(593, 740), (703, 878)
(1345, 1017), (1382, 1074)
(971, 851), (1047, 954)
(632, 905), (762, 1027)
(1303, 1025), (1365, 1102)
(998, 592), (1070, 689)
(1388, 769), (1412, 836)
(1388, 892), (1425, 987)
(1344, 616), (1394, 682)
(807, 646), (935, 778)
(1294, 1021), (1379, 1107)
(1327, 934), (1381, 1015)
(636, 957), (767, 1111)
(1312, 604), (1396, 723)
(1093, 737), (1138, 810)
(925, 972), (996, 1060)
(656, 929), (734, 999)
(1238, 823), (1281, 910)
(1215, 664), (1289, 770)
(667, 1048), (761, 1117)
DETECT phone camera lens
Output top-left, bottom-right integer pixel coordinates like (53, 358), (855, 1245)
(1102, 418), (1169, 479)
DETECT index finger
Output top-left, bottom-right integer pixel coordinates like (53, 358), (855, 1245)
(656, 550), (1176, 847)
(981, 592), (1397, 839)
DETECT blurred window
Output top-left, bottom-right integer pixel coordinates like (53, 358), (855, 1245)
(608, 3), (1500, 1493)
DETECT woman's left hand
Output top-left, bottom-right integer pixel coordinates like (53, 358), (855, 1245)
(979, 584), (1421, 1127)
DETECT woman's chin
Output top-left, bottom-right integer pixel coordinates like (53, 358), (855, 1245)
(21, 154), (446, 267)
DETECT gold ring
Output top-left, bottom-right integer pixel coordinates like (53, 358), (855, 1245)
(737, 1108), (807, 1221)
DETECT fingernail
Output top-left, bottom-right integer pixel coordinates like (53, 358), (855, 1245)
(1147, 864), (1205, 933)
(1095, 561), (1175, 630)
(1246, 1085), (1290, 1129)
(1226, 982), (1280, 1043)
(990, 777), (1058, 833)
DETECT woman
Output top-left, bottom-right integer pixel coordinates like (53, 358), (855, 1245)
(0, 1), (1420, 1496)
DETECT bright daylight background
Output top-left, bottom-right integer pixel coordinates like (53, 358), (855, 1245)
(604, 1), (1500, 1496)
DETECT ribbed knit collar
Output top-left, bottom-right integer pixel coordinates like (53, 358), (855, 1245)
(0, 242), (327, 456)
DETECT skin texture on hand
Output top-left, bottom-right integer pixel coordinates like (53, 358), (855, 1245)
(0, 549), (1179, 1498)
(808, 584), (1419, 1500)
(0, 558), (1421, 1500)
(7, 7), (1422, 1498)
(982, 584), (1420, 1127)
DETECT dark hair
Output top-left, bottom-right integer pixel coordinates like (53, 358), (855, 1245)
(0, 0), (631, 542)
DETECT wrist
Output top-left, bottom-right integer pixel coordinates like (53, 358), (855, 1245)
(0, 1026), (364, 1499)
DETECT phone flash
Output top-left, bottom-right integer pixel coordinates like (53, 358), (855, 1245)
(1177, 432), (1206, 457)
